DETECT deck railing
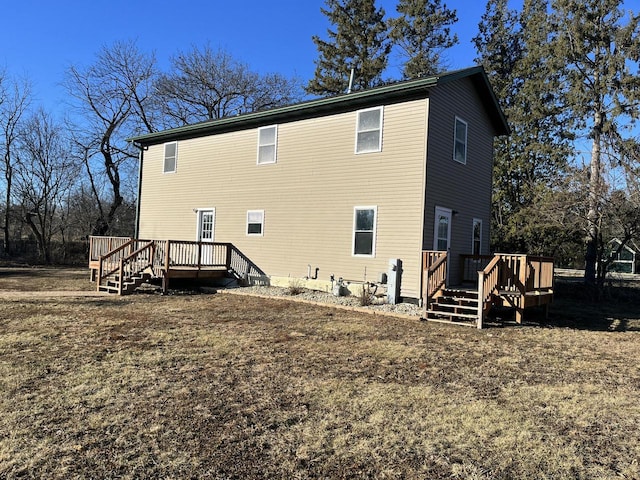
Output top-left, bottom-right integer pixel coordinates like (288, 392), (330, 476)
(460, 254), (494, 284)
(91, 236), (266, 292)
(90, 236), (132, 263)
(165, 240), (229, 268)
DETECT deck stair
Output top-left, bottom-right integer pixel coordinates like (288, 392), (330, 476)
(98, 267), (153, 295)
(423, 251), (555, 329)
(424, 288), (480, 325)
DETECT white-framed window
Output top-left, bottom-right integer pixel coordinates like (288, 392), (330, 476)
(164, 141), (177, 173)
(353, 206), (377, 256)
(355, 106), (383, 154)
(257, 125), (277, 164)
(472, 218), (482, 255)
(454, 116), (468, 164)
(247, 210), (264, 236)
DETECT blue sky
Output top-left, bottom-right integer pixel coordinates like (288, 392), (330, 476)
(2, 0), (501, 112)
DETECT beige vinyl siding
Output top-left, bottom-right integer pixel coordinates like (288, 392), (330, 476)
(423, 77), (496, 284)
(138, 99), (428, 298)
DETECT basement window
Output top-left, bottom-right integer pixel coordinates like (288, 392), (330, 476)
(247, 210), (264, 236)
(355, 107), (383, 154)
(163, 141), (177, 173)
(353, 206), (377, 256)
(257, 126), (277, 165)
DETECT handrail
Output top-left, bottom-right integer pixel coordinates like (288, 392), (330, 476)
(119, 241), (156, 287)
(426, 255), (447, 298)
(98, 240), (150, 278)
(477, 255), (502, 329)
(97, 239), (135, 291)
(422, 250), (447, 310)
(228, 244), (266, 280)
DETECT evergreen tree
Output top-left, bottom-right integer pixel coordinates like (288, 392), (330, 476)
(389, 0), (459, 79)
(474, 0), (573, 255)
(550, 0), (640, 286)
(306, 0), (391, 96)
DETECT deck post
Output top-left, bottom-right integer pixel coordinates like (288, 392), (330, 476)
(96, 256), (103, 292)
(225, 244), (232, 272)
(163, 241), (171, 294)
(118, 258), (124, 296)
(477, 271), (484, 329)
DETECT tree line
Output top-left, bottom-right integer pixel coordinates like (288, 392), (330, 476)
(0, 43), (301, 263)
(1, 0), (639, 291)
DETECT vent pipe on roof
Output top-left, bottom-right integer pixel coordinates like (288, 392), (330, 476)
(347, 68), (355, 94)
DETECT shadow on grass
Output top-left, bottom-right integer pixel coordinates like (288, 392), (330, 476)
(540, 279), (640, 332)
(0, 267), (49, 278)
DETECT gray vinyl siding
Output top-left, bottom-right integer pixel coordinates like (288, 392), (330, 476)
(423, 77), (496, 284)
(138, 99), (428, 298)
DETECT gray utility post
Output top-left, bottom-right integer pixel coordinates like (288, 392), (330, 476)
(387, 258), (402, 305)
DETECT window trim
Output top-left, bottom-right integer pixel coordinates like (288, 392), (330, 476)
(453, 116), (468, 164)
(163, 141), (177, 174)
(352, 206), (378, 257)
(472, 218), (482, 256)
(355, 106), (383, 154)
(246, 209), (265, 236)
(257, 125), (278, 165)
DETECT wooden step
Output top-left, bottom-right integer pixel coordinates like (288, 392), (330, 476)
(424, 288), (481, 326)
(99, 285), (120, 293)
(431, 302), (478, 313)
(425, 310), (479, 321)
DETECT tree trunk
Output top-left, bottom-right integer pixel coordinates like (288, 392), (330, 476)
(3, 164), (11, 254)
(584, 110), (603, 286)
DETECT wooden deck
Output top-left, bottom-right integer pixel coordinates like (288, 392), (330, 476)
(423, 251), (554, 329)
(89, 236), (265, 294)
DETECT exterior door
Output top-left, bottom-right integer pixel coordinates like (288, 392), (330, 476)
(434, 207), (452, 252)
(197, 209), (215, 265)
(434, 207), (452, 284)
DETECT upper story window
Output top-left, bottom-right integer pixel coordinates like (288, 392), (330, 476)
(355, 107), (383, 154)
(257, 125), (277, 165)
(472, 218), (482, 255)
(454, 117), (468, 164)
(353, 206), (377, 257)
(164, 142), (177, 173)
(247, 210), (264, 236)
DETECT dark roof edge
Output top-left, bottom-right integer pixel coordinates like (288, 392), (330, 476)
(129, 66), (509, 145)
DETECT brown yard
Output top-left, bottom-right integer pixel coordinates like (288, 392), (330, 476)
(0, 267), (639, 479)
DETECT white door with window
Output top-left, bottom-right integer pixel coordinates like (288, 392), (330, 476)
(434, 207), (452, 252)
(196, 209), (215, 265)
(434, 207), (452, 284)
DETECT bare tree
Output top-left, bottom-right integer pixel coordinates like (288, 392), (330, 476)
(14, 109), (78, 263)
(156, 45), (301, 126)
(0, 71), (31, 254)
(65, 40), (157, 236)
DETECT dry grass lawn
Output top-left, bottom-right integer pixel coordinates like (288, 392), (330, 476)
(0, 267), (639, 479)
